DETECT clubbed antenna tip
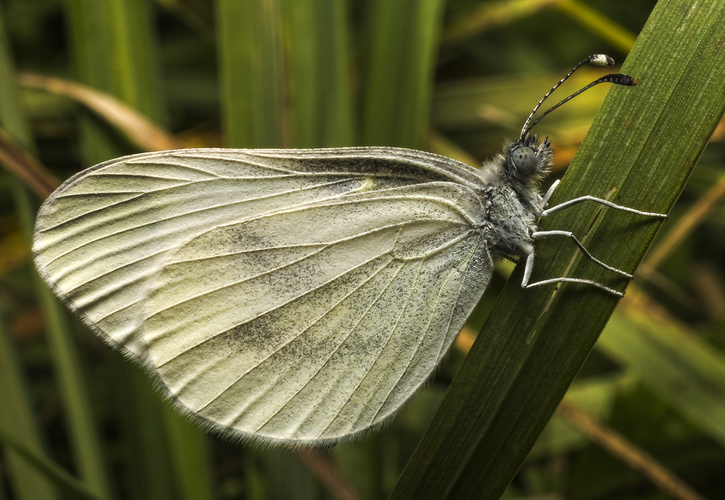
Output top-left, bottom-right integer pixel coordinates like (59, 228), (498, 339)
(520, 54), (637, 140)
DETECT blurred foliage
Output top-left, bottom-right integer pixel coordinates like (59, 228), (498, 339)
(0, 0), (724, 499)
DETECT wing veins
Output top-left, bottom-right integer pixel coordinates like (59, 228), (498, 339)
(153, 245), (400, 361)
(39, 177), (361, 265)
(164, 153), (305, 175)
(121, 160), (223, 179)
(166, 217), (460, 267)
(82, 172), (199, 182)
(66, 215), (461, 324)
(161, 152), (391, 176)
(315, 259), (423, 439)
(45, 175), (356, 233)
(37, 192), (147, 233)
(192, 259), (396, 413)
(50, 191), (148, 198)
(248, 260), (407, 434)
(147, 214), (463, 324)
(95, 297), (144, 327)
(171, 151), (400, 176)
(147, 244), (327, 322)
(370, 236), (481, 425)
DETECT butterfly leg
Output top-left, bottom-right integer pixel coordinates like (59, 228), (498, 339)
(524, 186), (665, 296)
(531, 230), (631, 277)
(541, 195), (667, 218)
(521, 247), (624, 296)
(540, 179), (560, 207)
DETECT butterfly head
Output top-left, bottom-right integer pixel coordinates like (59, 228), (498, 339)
(506, 134), (552, 183)
(505, 54), (635, 186)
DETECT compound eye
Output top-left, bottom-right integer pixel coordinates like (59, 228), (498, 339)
(512, 146), (537, 176)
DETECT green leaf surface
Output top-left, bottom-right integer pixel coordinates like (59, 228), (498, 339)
(528, 373), (627, 458)
(65, 0), (163, 163)
(219, 0), (354, 149)
(556, 0), (637, 53)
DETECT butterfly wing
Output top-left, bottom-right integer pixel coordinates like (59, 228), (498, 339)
(33, 147), (492, 445)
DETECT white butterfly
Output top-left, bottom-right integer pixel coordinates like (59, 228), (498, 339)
(33, 55), (664, 446)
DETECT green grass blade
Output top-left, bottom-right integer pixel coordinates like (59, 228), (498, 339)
(155, 0), (215, 41)
(219, 0), (354, 149)
(113, 360), (177, 500)
(27, 246), (113, 500)
(217, 2), (359, 495)
(0, 423), (101, 500)
(431, 68), (621, 159)
(161, 406), (214, 500)
(528, 374), (627, 458)
(282, 0), (354, 147)
(390, 1), (725, 497)
(61, 2), (216, 498)
(0, 313), (57, 500)
(0, 11), (30, 144)
(12, 170), (112, 500)
(65, 0), (164, 162)
(599, 292), (725, 447)
(556, 0), (637, 53)
(441, 0), (559, 48)
(361, 0), (446, 148)
(106, 0), (165, 123)
(218, 0), (284, 148)
(0, 24), (40, 500)
(1, 4), (112, 498)
(63, 0), (116, 163)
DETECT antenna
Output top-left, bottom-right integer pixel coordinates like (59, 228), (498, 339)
(520, 54), (637, 140)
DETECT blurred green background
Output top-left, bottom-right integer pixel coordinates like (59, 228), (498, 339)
(1, 0), (725, 499)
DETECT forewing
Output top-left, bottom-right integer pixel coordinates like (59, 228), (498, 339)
(33, 147), (485, 360)
(144, 185), (492, 445)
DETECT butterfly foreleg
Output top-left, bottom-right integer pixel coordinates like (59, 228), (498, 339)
(540, 179), (560, 208)
(541, 195), (667, 218)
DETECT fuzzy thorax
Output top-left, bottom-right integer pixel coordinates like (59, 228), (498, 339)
(477, 134), (553, 258)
